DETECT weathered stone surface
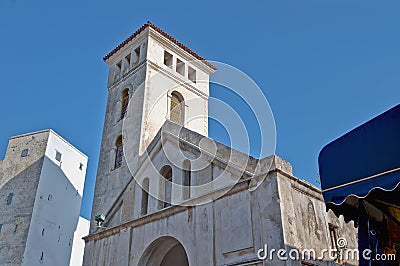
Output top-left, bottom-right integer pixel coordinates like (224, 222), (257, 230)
(84, 24), (357, 266)
(0, 132), (48, 265)
(0, 130), (88, 266)
(84, 129), (358, 265)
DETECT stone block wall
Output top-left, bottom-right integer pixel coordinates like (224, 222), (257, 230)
(0, 131), (49, 265)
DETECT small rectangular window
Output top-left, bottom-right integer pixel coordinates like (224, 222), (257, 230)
(134, 46), (141, 64)
(164, 51), (173, 67)
(79, 163), (83, 170)
(188, 66), (196, 83)
(116, 61), (122, 70)
(329, 223), (339, 250)
(7, 193), (14, 205)
(125, 54), (131, 66)
(55, 151), (62, 162)
(21, 149), (29, 157)
(176, 58), (185, 76)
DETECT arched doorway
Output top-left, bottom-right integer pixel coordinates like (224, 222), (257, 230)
(138, 236), (189, 266)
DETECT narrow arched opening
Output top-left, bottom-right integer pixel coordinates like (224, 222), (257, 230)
(183, 160), (191, 200)
(170, 91), (184, 125)
(141, 178), (149, 215)
(121, 88), (129, 119)
(160, 165), (173, 208)
(114, 135), (123, 169)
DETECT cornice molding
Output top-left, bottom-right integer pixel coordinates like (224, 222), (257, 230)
(108, 60), (147, 91)
(103, 22), (216, 71)
(105, 28), (149, 66)
(147, 60), (208, 99)
(83, 178), (252, 243)
(148, 28), (216, 75)
(108, 60), (209, 101)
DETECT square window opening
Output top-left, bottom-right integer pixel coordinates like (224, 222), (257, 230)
(134, 47), (141, 64)
(21, 148), (29, 157)
(55, 151), (62, 162)
(188, 66), (196, 83)
(125, 54), (131, 66)
(164, 51), (173, 68)
(116, 61), (122, 70)
(176, 58), (185, 76)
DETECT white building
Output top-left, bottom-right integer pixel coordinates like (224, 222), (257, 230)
(70, 217), (90, 266)
(83, 22), (357, 266)
(0, 130), (88, 266)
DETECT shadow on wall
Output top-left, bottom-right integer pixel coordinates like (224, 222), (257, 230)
(138, 236), (189, 266)
(0, 156), (82, 265)
(0, 158), (45, 265)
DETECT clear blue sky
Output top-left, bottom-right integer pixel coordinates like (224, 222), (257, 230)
(1, 0), (399, 220)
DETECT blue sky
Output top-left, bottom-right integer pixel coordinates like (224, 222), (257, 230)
(1, 0), (399, 220)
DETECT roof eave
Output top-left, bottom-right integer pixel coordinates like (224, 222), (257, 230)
(103, 21), (217, 71)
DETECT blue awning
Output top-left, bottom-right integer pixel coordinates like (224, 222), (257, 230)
(318, 104), (400, 217)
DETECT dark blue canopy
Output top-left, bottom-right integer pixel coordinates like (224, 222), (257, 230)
(318, 104), (400, 208)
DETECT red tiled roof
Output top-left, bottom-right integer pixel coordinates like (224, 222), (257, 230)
(103, 21), (217, 70)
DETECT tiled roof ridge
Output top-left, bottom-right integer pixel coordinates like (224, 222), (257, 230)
(103, 21), (217, 70)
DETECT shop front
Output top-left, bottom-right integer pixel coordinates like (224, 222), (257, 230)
(318, 104), (400, 265)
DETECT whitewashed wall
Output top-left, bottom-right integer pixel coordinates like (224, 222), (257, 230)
(70, 217), (90, 266)
(22, 131), (88, 266)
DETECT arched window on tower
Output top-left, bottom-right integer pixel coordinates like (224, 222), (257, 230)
(170, 91), (184, 125)
(183, 160), (191, 200)
(114, 135), (123, 169)
(121, 89), (129, 119)
(160, 166), (173, 208)
(141, 178), (149, 215)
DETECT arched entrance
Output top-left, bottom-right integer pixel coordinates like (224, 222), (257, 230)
(138, 236), (189, 266)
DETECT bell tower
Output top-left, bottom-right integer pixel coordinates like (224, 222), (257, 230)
(90, 22), (216, 233)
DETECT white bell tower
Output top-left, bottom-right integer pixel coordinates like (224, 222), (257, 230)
(90, 22), (216, 233)
(104, 21), (216, 155)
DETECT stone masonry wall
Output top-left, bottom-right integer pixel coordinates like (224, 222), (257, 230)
(0, 131), (49, 266)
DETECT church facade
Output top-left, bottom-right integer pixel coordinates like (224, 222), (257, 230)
(83, 22), (357, 266)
